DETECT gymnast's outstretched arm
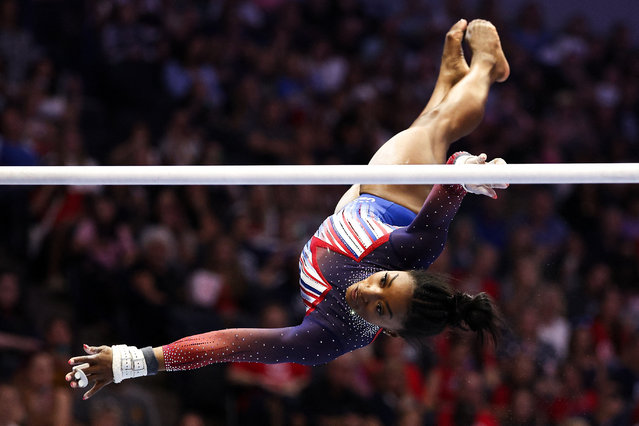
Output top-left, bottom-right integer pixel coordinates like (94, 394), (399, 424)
(66, 317), (344, 399)
(386, 152), (506, 267)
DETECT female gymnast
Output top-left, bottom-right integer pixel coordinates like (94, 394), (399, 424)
(66, 19), (510, 399)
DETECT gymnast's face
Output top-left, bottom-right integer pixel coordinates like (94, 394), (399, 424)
(345, 271), (414, 334)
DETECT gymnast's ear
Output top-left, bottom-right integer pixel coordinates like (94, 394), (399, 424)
(383, 329), (399, 338)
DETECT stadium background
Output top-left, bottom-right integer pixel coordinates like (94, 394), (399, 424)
(1, 0), (639, 425)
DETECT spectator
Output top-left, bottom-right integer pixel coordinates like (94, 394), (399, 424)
(0, 0), (41, 93)
(16, 352), (72, 426)
(227, 303), (310, 425)
(298, 353), (378, 425)
(548, 364), (598, 424)
(437, 370), (499, 426)
(537, 285), (571, 360)
(0, 383), (25, 426)
(504, 388), (540, 426)
(0, 270), (40, 381)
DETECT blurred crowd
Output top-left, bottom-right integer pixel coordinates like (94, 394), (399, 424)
(1, 0), (639, 425)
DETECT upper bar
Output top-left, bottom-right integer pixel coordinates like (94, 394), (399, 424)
(0, 164), (638, 185)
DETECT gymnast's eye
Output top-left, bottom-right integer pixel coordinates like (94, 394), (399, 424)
(376, 302), (383, 316)
(380, 272), (388, 287)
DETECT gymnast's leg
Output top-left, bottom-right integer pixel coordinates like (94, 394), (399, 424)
(411, 19), (471, 127)
(335, 19), (509, 213)
(334, 19), (470, 212)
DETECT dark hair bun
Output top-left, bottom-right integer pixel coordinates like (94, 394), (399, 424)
(450, 292), (501, 343)
(402, 270), (502, 343)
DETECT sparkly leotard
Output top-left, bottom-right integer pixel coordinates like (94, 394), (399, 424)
(163, 162), (466, 369)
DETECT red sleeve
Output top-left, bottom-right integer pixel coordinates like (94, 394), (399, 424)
(162, 318), (345, 370)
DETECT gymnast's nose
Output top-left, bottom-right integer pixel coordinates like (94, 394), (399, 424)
(361, 283), (381, 302)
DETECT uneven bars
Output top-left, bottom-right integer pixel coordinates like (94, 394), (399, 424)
(0, 164), (638, 185)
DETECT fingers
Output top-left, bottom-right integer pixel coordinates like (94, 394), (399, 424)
(72, 362), (108, 377)
(66, 367), (91, 388)
(67, 372), (87, 389)
(488, 157), (508, 189)
(462, 153), (487, 164)
(66, 366), (112, 390)
(67, 358), (111, 377)
(461, 153), (504, 198)
(69, 344), (108, 365)
(72, 363), (90, 388)
(83, 344), (106, 355)
(68, 355), (92, 366)
(67, 344), (114, 394)
(467, 184), (497, 199)
(462, 154), (504, 166)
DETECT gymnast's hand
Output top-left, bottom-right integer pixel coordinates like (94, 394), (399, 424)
(456, 153), (508, 199)
(65, 344), (113, 400)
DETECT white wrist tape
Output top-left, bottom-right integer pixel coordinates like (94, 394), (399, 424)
(73, 363), (90, 388)
(453, 153), (473, 192)
(111, 344), (148, 384)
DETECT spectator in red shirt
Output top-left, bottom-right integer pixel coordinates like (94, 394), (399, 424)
(548, 364), (597, 423)
(437, 370), (499, 426)
(227, 303), (311, 424)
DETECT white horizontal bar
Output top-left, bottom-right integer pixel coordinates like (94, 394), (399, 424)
(0, 164), (637, 185)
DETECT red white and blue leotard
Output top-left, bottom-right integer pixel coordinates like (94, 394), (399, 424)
(299, 194), (410, 314)
(162, 167), (466, 369)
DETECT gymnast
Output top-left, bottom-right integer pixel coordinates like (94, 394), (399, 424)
(66, 19), (510, 399)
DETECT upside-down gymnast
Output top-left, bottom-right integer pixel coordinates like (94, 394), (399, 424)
(66, 19), (511, 399)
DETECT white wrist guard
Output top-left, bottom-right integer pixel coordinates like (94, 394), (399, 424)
(111, 344), (148, 383)
(453, 154), (473, 165)
(453, 152), (474, 193)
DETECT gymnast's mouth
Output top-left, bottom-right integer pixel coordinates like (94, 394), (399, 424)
(347, 284), (361, 308)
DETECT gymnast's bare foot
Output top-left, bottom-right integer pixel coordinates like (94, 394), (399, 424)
(465, 19), (510, 82)
(438, 19), (470, 86)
